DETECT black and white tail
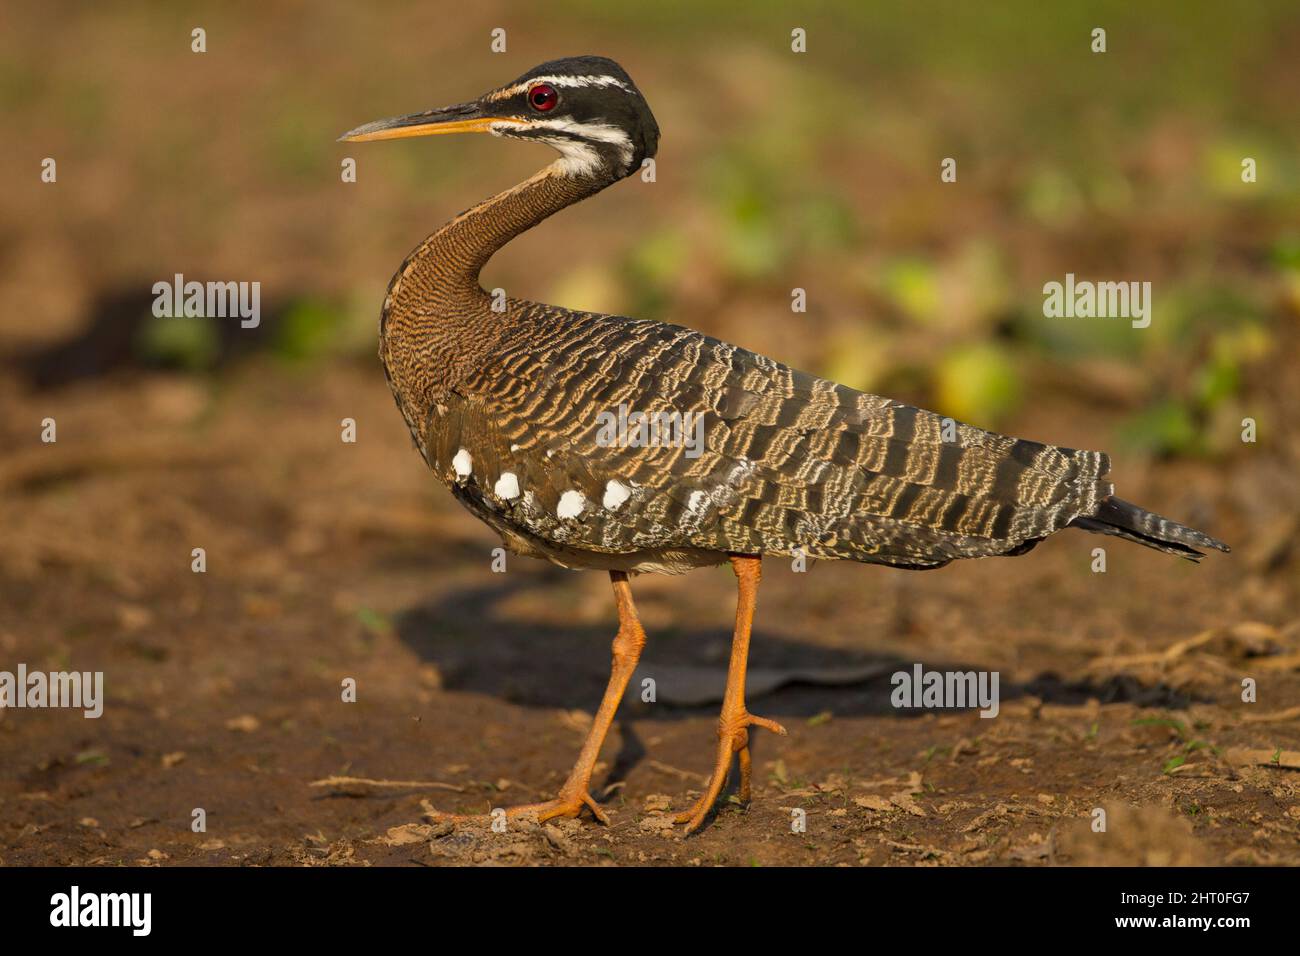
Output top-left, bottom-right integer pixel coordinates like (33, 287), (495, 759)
(1069, 496), (1230, 561)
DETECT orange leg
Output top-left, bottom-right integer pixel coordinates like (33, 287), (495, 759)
(674, 555), (787, 833)
(429, 570), (646, 826)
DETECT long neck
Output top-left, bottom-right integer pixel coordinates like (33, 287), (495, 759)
(379, 164), (614, 427)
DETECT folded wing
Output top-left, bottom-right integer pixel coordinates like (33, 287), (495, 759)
(425, 307), (1114, 569)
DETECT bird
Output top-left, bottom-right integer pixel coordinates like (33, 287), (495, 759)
(339, 55), (1229, 834)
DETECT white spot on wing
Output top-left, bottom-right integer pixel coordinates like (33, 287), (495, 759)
(494, 471), (520, 500)
(452, 448), (473, 479)
(726, 457), (755, 485)
(557, 489), (586, 519)
(603, 480), (631, 510)
(687, 490), (708, 514)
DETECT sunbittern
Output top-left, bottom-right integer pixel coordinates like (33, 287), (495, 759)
(340, 56), (1228, 833)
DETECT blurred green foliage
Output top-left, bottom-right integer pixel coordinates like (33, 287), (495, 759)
(21, 0), (1293, 461)
(936, 344), (1023, 426)
(274, 298), (350, 361)
(136, 313), (221, 371)
(622, 228), (691, 321)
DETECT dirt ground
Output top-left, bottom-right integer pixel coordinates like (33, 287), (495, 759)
(2, 3), (1299, 868)
(1, 356), (1298, 867)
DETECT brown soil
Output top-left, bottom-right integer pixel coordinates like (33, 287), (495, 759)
(2, 362), (1297, 867)
(2, 2), (1298, 868)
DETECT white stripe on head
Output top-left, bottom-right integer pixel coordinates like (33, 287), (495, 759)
(488, 74), (634, 101)
(492, 118), (634, 177)
(527, 118), (633, 153)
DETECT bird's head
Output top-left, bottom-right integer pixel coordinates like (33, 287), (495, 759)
(339, 55), (659, 181)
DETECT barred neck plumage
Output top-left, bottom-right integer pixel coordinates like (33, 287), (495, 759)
(378, 164), (619, 435)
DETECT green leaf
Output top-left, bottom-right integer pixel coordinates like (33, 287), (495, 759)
(935, 343), (1022, 426)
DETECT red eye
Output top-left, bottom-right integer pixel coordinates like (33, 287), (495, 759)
(528, 84), (558, 111)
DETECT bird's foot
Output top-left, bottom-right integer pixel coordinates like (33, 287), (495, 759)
(673, 710), (787, 833)
(426, 782), (610, 828)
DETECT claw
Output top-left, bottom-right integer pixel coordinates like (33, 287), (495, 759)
(749, 715), (788, 737)
(671, 709), (784, 832)
(426, 786), (610, 827)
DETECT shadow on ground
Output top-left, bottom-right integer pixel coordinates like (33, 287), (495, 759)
(395, 566), (1202, 724)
